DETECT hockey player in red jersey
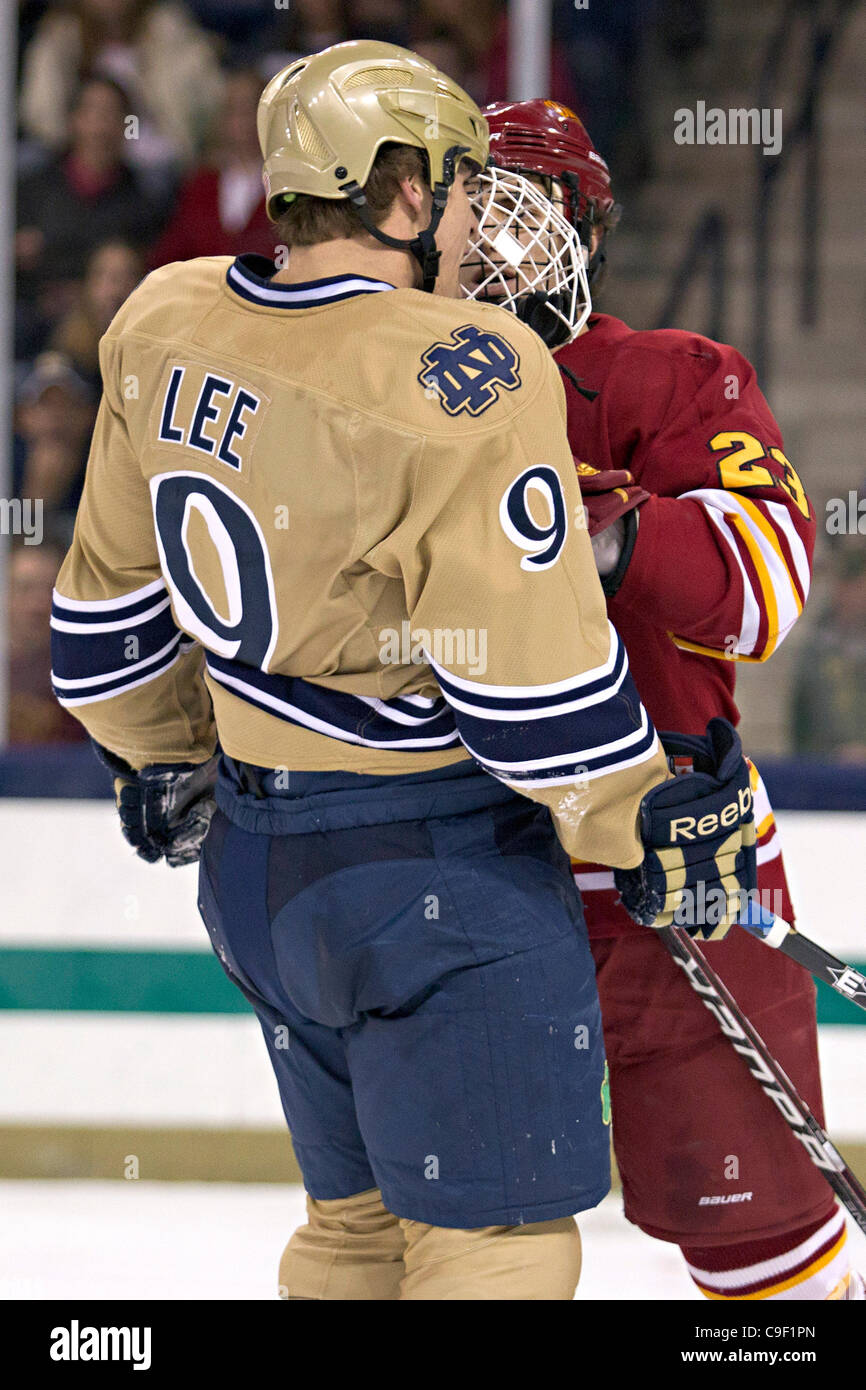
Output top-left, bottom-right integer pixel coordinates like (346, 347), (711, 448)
(465, 98), (863, 1301)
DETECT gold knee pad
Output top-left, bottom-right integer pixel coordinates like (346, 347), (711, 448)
(279, 1188), (405, 1300)
(399, 1215), (582, 1300)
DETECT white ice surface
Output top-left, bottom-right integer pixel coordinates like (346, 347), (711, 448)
(3, 1183), (865, 1301)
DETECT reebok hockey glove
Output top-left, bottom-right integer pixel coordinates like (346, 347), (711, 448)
(93, 742), (218, 867)
(614, 719), (757, 939)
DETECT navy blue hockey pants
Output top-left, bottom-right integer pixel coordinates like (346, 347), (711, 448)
(198, 756), (610, 1228)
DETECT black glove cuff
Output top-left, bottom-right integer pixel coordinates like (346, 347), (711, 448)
(91, 738), (209, 785)
(601, 507), (639, 597)
(91, 739), (135, 781)
(658, 718), (744, 782)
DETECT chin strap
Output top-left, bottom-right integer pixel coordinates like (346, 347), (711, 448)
(560, 169), (616, 289)
(342, 181), (447, 293)
(339, 145), (469, 294)
(587, 244), (607, 288)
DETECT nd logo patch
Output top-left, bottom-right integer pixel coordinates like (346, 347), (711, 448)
(419, 324), (521, 417)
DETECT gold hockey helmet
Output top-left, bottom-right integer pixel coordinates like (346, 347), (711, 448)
(258, 40), (489, 213)
(257, 40), (490, 291)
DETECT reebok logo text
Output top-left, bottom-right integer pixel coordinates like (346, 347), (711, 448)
(670, 786), (752, 841)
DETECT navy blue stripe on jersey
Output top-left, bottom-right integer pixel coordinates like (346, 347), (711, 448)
(205, 654), (461, 751)
(427, 625), (660, 785)
(50, 578), (170, 628)
(51, 579), (185, 706)
(226, 255), (395, 310)
(478, 713), (658, 786)
(434, 629), (628, 716)
(53, 643), (183, 707)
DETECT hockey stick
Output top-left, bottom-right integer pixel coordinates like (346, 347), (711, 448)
(657, 924), (866, 1237)
(736, 899), (866, 1013)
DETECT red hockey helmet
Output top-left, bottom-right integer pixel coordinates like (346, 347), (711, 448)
(483, 99), (617, 281)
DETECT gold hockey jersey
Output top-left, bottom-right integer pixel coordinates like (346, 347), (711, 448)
(51, 253), (669, 867)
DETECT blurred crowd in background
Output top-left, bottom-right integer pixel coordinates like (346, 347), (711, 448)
(8, 0), (865, 760)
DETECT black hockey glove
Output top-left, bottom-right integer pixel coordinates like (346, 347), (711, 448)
(93, 742), (218, 867)
(614, 719), (757, 940)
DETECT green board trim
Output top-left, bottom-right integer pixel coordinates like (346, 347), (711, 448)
(0, 947), (864, 1022)
(0, 948), (248, 1014)
(814, 974), (866, 1025)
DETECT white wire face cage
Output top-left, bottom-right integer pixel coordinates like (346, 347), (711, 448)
(462, 165), (592, 345)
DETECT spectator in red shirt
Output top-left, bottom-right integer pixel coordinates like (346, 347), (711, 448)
(150, 68), (275, 267)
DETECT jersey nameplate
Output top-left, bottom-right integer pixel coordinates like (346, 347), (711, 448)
(156, 363), (264, 472)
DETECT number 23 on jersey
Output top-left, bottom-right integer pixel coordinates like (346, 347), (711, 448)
(709, 431), (811, 520)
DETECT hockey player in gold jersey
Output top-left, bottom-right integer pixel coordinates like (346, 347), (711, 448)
(51, 41), (758, 1299)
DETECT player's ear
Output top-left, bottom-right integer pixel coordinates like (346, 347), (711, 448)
(394, 173), (428, 226)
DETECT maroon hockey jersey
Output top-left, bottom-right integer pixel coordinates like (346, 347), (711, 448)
(557, 314), (816, 935)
